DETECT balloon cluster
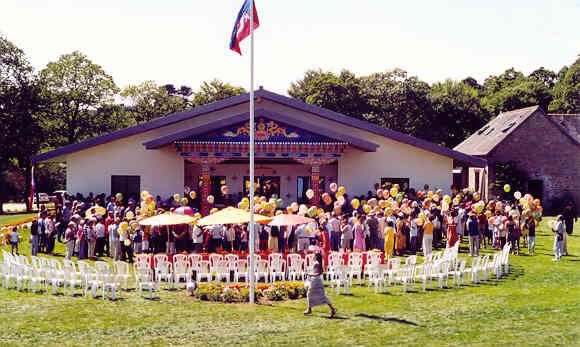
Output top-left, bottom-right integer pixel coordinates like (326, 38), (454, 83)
(139, 190), (156, 218)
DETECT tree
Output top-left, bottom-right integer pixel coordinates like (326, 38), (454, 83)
(121, 80), (188, 123)
(38, 51), (119, 147)
(288, 69), (368, 119)
(528, 67), (557, 89)
(428, 79), (490, 147)
(0, 35), (43, 211)
(549, 56), (580, 113)
(192, 79), (245, 107)
(361, 69), (433, 137)
(481, 68), (553, 114)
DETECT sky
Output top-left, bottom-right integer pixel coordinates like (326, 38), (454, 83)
(1, 0), (578, 95)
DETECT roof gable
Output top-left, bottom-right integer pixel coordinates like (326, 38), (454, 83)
(143, 108), (379, 151)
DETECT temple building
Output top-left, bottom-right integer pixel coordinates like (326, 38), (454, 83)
(32, 88), (485, 214)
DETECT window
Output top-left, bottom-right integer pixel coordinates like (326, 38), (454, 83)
(198, 176), (226, 204)
(474, 170), (480, 192)
(111, 175), (140, 201)
(244, 176), (280, 199)
(297, 176), (325, 203)
(381, 177), (410, 192)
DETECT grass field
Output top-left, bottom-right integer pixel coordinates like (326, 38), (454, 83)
(0, 213), (36, 226)
(0, 216), (579, 346)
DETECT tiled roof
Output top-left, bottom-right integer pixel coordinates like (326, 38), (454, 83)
(454, 106), (542, 156)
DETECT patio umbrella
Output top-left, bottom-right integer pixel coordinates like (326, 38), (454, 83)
(85, 205), (106, 218)
(174, 206), (195, 216)
(196, 206), (271, 226)
(268, 213), (314, 226)
(138, 213), (197, 226)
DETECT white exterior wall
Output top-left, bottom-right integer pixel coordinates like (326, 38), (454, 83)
(63, 98), (454, 198)
(339, 141), (453, 195)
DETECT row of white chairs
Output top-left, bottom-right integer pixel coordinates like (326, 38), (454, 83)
(135, 251), (386, 285)
(1, 250), (132, 300)
(360, 243), (511, 294)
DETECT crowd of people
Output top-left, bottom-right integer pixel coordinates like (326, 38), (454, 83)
(9, 184), (577, 263)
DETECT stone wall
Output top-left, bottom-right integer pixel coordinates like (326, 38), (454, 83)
(487, 110), (580, 212)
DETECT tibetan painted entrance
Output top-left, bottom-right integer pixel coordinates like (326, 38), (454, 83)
(175, 117), (348, 214)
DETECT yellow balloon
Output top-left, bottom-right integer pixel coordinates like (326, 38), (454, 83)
(389, 187), (398, 197)
(363, 204), (371, 214)
(385, 207), (393, 216)
(351, 198), (360, 209)
(338, 186), (346, 195)
(503, 184), (511, 193)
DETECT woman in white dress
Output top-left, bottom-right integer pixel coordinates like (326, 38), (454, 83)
(304, 253), (336, 318)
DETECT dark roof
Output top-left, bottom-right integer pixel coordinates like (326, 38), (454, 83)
(455, 106), (580, 156)
(454, 106), (542, 156)
(32, 88), (485, 166)
(143, 108), (379, 152)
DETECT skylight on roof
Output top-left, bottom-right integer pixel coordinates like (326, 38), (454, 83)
(501, 121), (517, 132)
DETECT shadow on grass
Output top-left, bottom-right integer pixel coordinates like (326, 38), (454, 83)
(355, 313), (420, 326)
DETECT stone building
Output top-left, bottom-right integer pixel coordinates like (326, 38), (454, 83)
(454, 105), (580, 212)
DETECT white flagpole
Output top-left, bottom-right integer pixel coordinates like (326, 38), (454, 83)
(248, 0), (256, 305)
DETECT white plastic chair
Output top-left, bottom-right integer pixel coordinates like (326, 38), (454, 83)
(114, 261), (132, 290)
(367, 264), (387, 293)
(197, 260), (212, 283)
(348, 253), (364, 285)
(135, 265), (156, 299)
(331, 265), (350, 294)
(234, 260), (248, 283)
(287, 256), (304, 281)
(173, 259), (191, 285)
(213, 259), (230, 283)
(269, 257), (286, 282)
(155, 259), (173, 290)
(102, 272), (122, 300)
(254, 259), (269, 283)
(209, 254), (223, 267)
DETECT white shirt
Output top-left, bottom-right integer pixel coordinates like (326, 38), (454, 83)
(95, 223), (105, 238)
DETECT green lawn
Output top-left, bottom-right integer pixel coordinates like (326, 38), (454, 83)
(0, 218), (579, 346)
(0, 213), (36, 226)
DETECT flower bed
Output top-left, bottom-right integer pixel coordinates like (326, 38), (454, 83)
(194, 282), (307, 303)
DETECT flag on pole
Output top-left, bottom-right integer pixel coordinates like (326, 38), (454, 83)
(229, 0), (259, 55)
(29, 166), (35, 211)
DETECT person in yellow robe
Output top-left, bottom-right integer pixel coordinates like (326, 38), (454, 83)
(384, 221), (396, 260)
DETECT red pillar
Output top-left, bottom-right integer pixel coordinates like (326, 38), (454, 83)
(311, 164), (320, 207)
(200, 160), (211, 216)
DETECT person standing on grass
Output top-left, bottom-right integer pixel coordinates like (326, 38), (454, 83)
(340, 218), (353, 252)
(95, 218), (106, 257)
(304, 252), (336, 318)
(384, 220), (396, 260)
(422, 215), (434, 257)
(9, 227), (19, 255)
(467, 214), (479, 257)
(45, 215), (56, 254)
(526, 216), (536, 256)
(64, 222), (76, 260)
(30, 219), (39, 256)
(562, 201), (576, 236)
(553, 215), (565, 261)
(87, 218), (97, 259)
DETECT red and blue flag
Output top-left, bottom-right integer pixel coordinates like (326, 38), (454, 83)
(229, 0), (259, 55)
